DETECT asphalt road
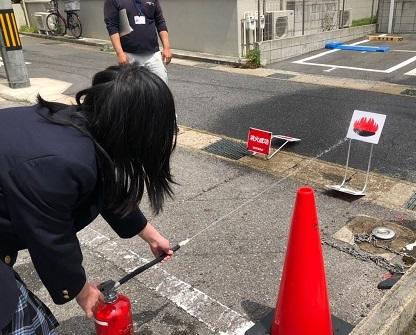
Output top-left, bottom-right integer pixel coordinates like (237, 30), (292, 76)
(4, 35), (416, 183)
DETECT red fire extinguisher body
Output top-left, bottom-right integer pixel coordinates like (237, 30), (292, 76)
(94, 293), (133, 335)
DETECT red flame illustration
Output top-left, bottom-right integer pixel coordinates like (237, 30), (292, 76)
(353, 117), (379, 137)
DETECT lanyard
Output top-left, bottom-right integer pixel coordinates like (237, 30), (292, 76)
(133, 0), (143, 15)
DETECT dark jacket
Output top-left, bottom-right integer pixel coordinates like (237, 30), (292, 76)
(0, 105), (147, 329)
(104, 0), (168, 54)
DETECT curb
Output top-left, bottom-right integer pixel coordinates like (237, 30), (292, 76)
(350, 263), (416, 335)
(20, 32), (109, 47)
(19, 32), (243, 66)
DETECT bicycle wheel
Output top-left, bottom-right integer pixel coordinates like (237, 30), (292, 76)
(67, 12), (82, 38)
(46, 13), (66, 36)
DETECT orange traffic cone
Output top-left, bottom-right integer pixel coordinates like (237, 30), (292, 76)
(271, 186), (333, 335)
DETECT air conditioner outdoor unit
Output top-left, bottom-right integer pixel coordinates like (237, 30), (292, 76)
(339, 9), (352, 27)
(33, 12), (50, 34)
(263, 10), (294, 40)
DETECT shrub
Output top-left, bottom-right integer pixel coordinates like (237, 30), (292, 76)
(245, 48), (261, 68)
(20, 25), (38, 33)
(352, 17), (377, 27)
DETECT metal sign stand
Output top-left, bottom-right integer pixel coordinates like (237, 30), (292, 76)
(326, 139), (374, 196)
(250, 134), (301, 160)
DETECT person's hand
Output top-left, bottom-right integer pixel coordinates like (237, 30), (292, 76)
(139, 223), (173, 261)
(149, 234), (173, 261)
(161, 48), (172, 65)
(75, 282), (102, 319)
(117, 51), (129, 65)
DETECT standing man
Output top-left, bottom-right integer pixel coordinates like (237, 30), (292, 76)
(104, 0), (171, 83)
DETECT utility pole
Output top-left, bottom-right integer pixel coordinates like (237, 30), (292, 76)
(388, 0), (395, 34)
(0, 0), (30, 88)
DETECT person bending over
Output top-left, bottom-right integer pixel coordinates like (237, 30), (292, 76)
(0, 63), (177, 334)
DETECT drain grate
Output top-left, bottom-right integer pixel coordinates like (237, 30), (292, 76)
(401, 89), (416, 97)
(40, 41), (65, 45)
(267, 73), (297, 80)
(195, 63), (218, 69)
(406, 192), (416, 211)
(203, 138), (249, 160)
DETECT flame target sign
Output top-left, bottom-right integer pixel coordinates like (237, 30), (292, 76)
(347, 110), (386, 144)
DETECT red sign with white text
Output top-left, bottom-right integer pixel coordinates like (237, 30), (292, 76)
(247, 128), (272, 155)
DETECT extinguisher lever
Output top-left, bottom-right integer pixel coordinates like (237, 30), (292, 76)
(98, 279), (117, 295)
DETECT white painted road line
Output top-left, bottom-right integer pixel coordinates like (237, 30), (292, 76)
(79, 227), (255, 335)
(294, 49), (339, 63)
(294, 61), (386, 73)
(293, 39), (370, 65)
(0, 56), (31, 67)
(292, 38), (416, 74)
(405, 68), (416, 76)
(393, 49), (416, 53)
(386, 56), (416, 73)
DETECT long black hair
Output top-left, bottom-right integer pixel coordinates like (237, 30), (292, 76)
(38, 63), (177, 216)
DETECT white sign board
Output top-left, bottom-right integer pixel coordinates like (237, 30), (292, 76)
(346, 110), (386, 144)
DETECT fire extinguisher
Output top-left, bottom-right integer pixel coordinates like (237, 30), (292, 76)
(94, 280), (133, 335)
(94, 241), (187, 335)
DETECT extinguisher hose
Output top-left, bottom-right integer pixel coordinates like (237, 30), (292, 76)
(118, 244), (181, 286)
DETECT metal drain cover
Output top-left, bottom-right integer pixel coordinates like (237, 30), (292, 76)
(40, 41), (65, 45)
(406, 192), (416, 210)
(203, 138), (248, 160)
(401, 89), (416, 97)
(267, 72), (297, 80)
(372, 227), (396, 240)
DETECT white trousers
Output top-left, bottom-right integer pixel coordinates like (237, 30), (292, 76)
(126, 51), (168, 84)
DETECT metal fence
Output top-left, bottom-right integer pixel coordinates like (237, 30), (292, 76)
(241, 0), (378, 55)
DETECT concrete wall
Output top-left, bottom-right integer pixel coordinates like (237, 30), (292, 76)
(12, 3), (27, 28)
(259, 24), (376, 65)
(285, 0), (339, 36)
(162, 0), (239, 57)
(77, 0), (108, 40)
(345, 0), (379, 21)
(23, 0), (49, 27)
(19, 0), (381, 59)
(378, 0), (416, 33)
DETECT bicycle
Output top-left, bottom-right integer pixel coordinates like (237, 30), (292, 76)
(46, 0), (82, 39)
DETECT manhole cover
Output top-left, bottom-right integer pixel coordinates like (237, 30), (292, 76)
(401, 89), (416, 97)
(203, 138), (249, 160)
(372, 227), (396, 240)
(267, 73), (297, 80)
(406, 192), (416, 211)
(334, 215), (415, 256)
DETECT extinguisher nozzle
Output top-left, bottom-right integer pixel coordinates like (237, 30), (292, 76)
(178, 239), (190, 247)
